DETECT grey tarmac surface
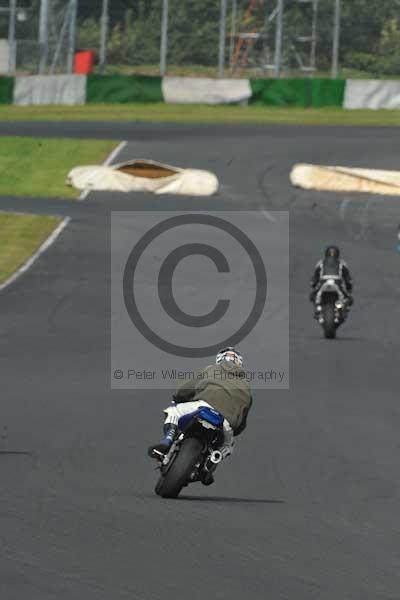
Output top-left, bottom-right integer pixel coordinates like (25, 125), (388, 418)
(1, 122), (400, 600)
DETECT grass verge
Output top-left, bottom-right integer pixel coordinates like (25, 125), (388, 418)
(0, 137), (118, 198)
(0, 212), (62, 284)
(0, 104), (400, 126)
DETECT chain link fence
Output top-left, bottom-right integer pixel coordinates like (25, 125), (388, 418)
(1, 0), (400, 79)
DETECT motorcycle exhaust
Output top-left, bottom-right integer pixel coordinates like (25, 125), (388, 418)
(205, 450), (223, 472)
(210, 450), (222, 464)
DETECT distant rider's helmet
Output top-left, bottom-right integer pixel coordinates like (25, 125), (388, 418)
(325, 245), (340, 259)
(215, 347), (243, 369)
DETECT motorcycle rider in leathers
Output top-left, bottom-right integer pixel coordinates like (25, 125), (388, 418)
(148, 347), (252, 481)
(310, 245), (353, 307)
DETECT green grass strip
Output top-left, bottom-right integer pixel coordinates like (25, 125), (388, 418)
(0, 212), (61, 284)
(0, 137), (118, 198)
(1, 104), (399, 126)
(87, 74), (163, 103)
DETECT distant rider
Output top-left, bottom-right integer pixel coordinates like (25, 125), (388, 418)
(310, 245), (353, 305)
(148, 347), (252, 481)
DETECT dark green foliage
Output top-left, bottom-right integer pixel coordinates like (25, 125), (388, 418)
(167, 0), (220, 66)
(314, 0), (400, 75)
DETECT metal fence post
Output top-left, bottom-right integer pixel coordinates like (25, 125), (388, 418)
(275, 0), (284, 77)
(310, 0), (318, 75)
(67, 0), (78, 74)
(99, 0), (109, 74)
(331, 0), (341, 78)
(7, 0), (16, 75)
(218, 0), (228, 77)
(38, 0), (49, 74)
(229, 0), (237, 71)
(160, 0), (169, 76)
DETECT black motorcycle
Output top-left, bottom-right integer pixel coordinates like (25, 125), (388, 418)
(154, 406), (225, 499)
(314, 276), (349, 339)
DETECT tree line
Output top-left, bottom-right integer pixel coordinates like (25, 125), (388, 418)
(1, 0), (399, 76)
(76, 0), (400, 75)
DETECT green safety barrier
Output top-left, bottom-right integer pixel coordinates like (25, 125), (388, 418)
(311, 79), (345, 107)
(0, 77), (14, 104)
(249, 78), (345, 108)
(86, 74), (163, 104)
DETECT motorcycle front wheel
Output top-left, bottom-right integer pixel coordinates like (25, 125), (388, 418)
(322, 303), (336, 339)
(155, 436), (203, 499)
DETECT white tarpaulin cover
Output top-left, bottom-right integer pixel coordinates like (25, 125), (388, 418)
(66, 159), (219, 196)
(162, 77), (252, 105)
(290, 163), (400, 196)
(14, 75), (86, 106)
(344, 79), (400, 110)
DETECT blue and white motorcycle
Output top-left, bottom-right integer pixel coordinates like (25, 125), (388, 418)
(154, 406), (225, 499)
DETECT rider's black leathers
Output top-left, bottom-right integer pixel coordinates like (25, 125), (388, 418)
(310, 256), (353, 302)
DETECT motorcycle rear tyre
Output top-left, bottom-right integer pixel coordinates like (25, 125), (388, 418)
(155, 436), (203, 499)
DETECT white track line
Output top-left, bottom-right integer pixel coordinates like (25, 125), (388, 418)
(0, 216), (71, 292)
(78, 140), (128, 201)
(261, 209), (277, 223)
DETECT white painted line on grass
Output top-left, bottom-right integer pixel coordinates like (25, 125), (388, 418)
(0, 216), (71, 293)
(78, 140), (128, 201)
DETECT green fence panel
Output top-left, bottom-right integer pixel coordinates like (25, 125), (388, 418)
(86, 74), (163, 104)
(250, 78), (346, 108)
(311, 79), (345, 107)
(0, 77), (14, 104)
(250, 79), (312, 107)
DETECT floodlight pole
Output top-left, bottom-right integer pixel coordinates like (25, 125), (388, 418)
(331, 0), (341, 78)
(7, 0), (16, 75)
(160, 0), (169, 76)
(67, 0), (78, 74)
(218, 0), (228, 77)
(275, 0), (284, 77)
(99, 0), (109, 74)
(229, 0), (238, 70)
(38, 0), (49, 74)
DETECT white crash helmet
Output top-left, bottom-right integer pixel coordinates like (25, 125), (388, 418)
(215, 347), (243, 368)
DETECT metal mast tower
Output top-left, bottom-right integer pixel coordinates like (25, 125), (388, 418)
(231, 0), (319, 76)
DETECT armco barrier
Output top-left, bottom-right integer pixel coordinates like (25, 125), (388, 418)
(4, 74), (400, 109)
(86, 74), (163, 104)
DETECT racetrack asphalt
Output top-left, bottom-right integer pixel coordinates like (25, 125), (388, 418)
(1, 122), (400, 599)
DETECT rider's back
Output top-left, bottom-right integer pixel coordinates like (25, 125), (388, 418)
(190, 364), (252, 435)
